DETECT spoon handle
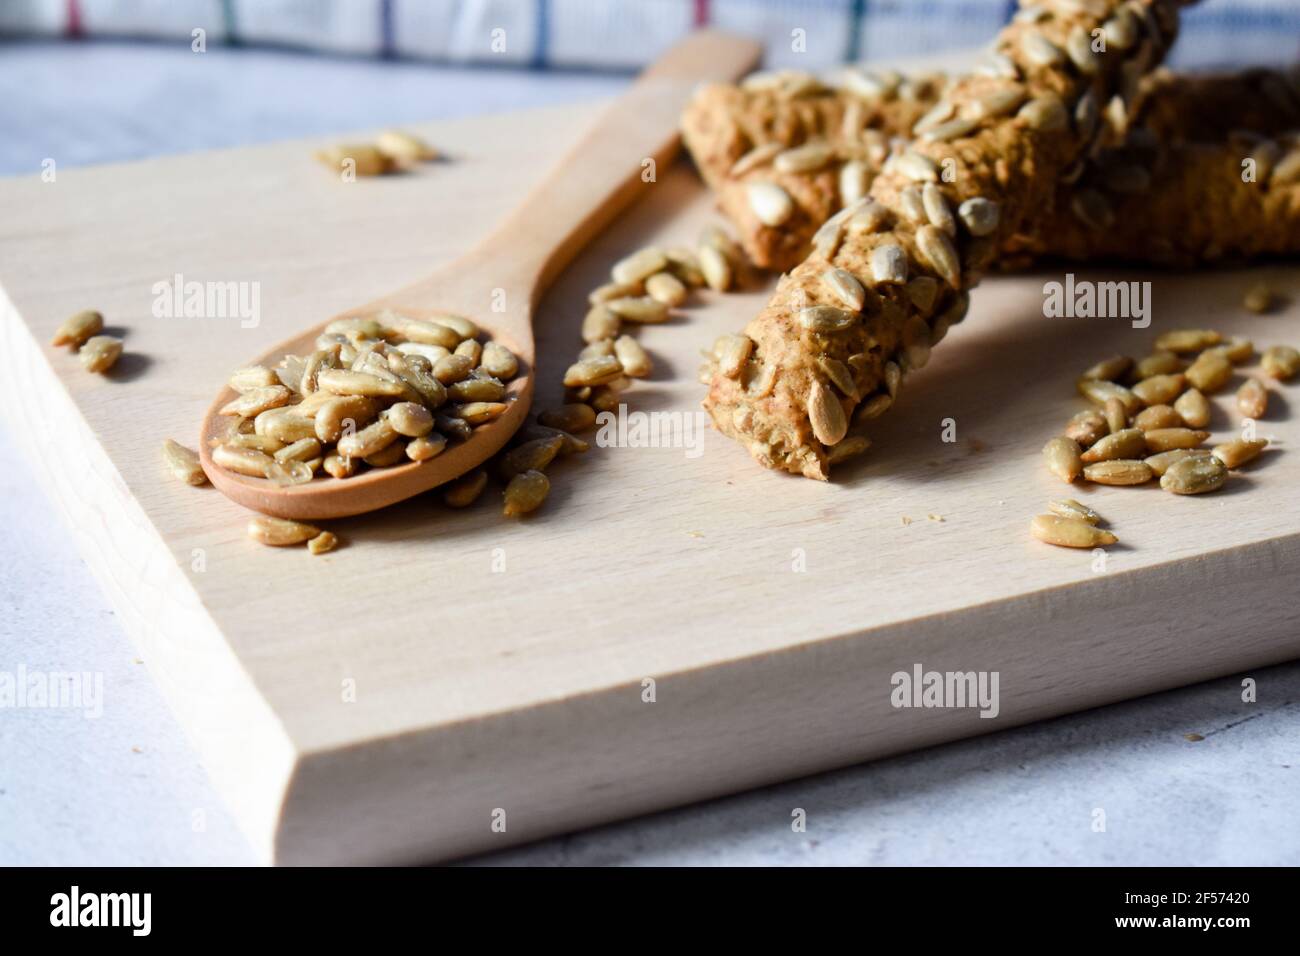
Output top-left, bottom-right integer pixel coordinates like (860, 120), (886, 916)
(461, 30), (762, 306)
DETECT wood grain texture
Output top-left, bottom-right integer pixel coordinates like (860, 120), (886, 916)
(2, 88), (1298, 864)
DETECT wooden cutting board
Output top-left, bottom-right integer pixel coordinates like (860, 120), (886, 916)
(3, 96), (1299, 865)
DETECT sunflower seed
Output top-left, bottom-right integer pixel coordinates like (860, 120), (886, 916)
(248, 516), (320, 547)
(337, 417), (398, 459)
(808, 380), (848, 445)
(161, 439), (207, 486)
(588, 280), (643, 305)
(1272, 151), (1300, 185)
(606, 296), (670, 324)
(449, 377), (506, 403)
(1080, 428), (1145, 463)
(263, 458), (315, 485)
(213, 444), (274, 477)
(322, 453), (357, 479)
(747, 182), (795, 226)
(384, 402), (432, 437)
(833, 160), (868, 207)
(431, 314), (479, 339)
(846, 199), (890, 236)
(775, 141), (834, 173)
(1185, 350), (1233, 393)
(1143, 427), (1209, 453)
(395, 342), (451, 365)
(1131, 373), (1186, 406)
(1018, 94), (1068, 131)
(435, 414), (472, 441)
(799, 305), (858, 333)
(729, 142), (783, 177)
(976, 51), (1020, 79)
(869, 244), (908, 285)
(318, 368), (408, 400)
(900, 314), (932, 371)
(1133, 405), (1184, 431)
(1132, 350), (1181, 379)
(315, 144), (393, 177)
(1066, 27), (1101, 74)
(1043, 436), (1084, 482)
(450, 402), (507, 425)
(896, 151), (940, 182)
(313, 396), (377, 443)
(921, 116), (979, 143)
(1020, 33), (1065, 66)
(698, 243), (734, 292)
(1049, 498), (1101, 524)
(1064, 409), (1108, 447)
(1103, 9), (1138, 49)
(538, 404), (597, 433)
(398, 318), (460, 349)
(1103, 397), (1128, 434)
(500, 436), (565, 480)
(1171, 388), (1210, 429)
(855, 393), (892, 422)
(454, 338), (483, 366)
(897, 185), (927, 224)
(1157, 454), (1227, 495)
(1212, 438), (1269, 469)
(1261, 345), (1300, 380)
(1031, 514), (1117, 548)
(78, 335), (123, 373)
(51, 309), (104, 348)
(581, 304), (622, 344)
(255, 407), (317, 443)
(716, 334), (754, 378)
(477, 342), (518, 381)
(922, 183), (956, 236)
(274, 437), (322, 463)
(503, 469), (550, 517)
(375, 128), (437, 163)
(1235, 378), (1268, 419)
(1208, 337), (1253, 364)
(405, 433), (446, 462)
(430, 354), (474, 386)
(563, 355), (623, 387)
(1078, 378), (1142, 415)
(442, 469), (487, 507)
(1083, 459), (1153, 485)
(305, 531), (338, 555)
(1080, 354), (1133, 382)
(1155, 328), (1222, 353)
(613, 335), (653, 378)
(912, 100), (956, 135)
(819, 267), (866, 312)
(611, 247), (667, 285)
(884, 361), (902, 397)
(956, 197), (1000, 237)
(645, 272), (687, 307)
(1145, 448), (1210, 476)
(219, 385), (291, 418)
(916, 225), (960, 288)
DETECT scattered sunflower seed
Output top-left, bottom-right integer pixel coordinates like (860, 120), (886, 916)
(956, 197), (1000, 237)
(539, 404), (597, 433)
(1261, 345), (1299, 381)
(1031, 514), (1117, 548)
(503, 469), (550, 517)
(1043, 436), (1084, 482)
(1080, 428), (1145, 464)
(1160, 455), (1228, 495)
(78, 335), (123, 373)
(1081, 354), (1133, 382)
(1155, 328), (1222, 353)
(1243, 282), (1274, 314)
(248, 516), (321, 546)
(1185, 350), (1233, 393)
(307, 531), (339, 555)
(1144, 448), (1210, 477)
(1236, 378), (1269, 419)
(1083, 459), (1154, 486)
(1134, 405), (1185, 431)
(1048, 498), (1101, 524)
(51, 309), (104, 348)
(442, 469), (487, 507)
(747, 181), (795, 226)
(1143, 427), (1209, 453)
(1212, 438), (1268, 469)
(162, 439), (207, 486)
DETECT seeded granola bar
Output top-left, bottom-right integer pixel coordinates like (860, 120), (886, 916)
(682, 70), (945, 270)
(703, 0), (1192, 480)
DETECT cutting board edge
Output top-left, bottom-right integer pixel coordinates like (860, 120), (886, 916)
(0, 288), (302, 864)
(270, 536), (1300, 864)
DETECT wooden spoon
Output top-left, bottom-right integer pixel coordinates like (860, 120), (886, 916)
(199, 31), (761, 520)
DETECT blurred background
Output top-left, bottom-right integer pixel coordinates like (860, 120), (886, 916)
(2, 0), (1297, 176)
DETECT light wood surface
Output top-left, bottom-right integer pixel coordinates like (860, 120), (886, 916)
(198, 32), (762, 518)
(2, 71), (1299, 864)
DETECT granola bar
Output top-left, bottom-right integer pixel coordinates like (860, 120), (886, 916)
(703, 0), (1191, 480)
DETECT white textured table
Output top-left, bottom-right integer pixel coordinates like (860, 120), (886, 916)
(1, 40), (1297, 867)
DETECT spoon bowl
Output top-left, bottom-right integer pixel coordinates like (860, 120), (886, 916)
(198, 31), (762, 520)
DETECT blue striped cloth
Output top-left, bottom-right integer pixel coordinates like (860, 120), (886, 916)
(0, 1), (1295, 71)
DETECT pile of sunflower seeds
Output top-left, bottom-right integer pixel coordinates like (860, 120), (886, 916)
(1032, 323), (1296, 549)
